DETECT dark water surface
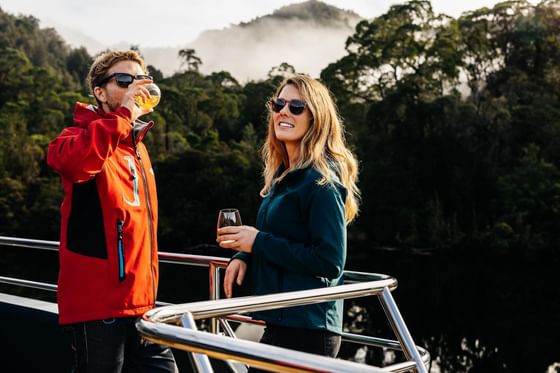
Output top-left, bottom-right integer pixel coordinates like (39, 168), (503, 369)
(2, 244), (559, 372)
(343, 246), (560, 373)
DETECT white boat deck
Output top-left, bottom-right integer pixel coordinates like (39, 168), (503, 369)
(0, 293), (58, 314)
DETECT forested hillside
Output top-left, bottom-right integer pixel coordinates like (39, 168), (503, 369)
(1, 0), (559, 255)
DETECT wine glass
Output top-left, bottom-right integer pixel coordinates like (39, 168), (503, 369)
(217, 208), (242, 244)
(135, 82), (161, 110)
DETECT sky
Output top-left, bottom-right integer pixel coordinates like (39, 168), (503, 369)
(0, 0), (540, 48)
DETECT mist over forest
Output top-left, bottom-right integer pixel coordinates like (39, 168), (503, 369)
(46, 1), (363, 81)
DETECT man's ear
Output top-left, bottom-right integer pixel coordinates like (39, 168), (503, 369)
(93, 86), (106, 103)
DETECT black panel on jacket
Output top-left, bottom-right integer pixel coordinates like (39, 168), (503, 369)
(66, 179), (108, 259)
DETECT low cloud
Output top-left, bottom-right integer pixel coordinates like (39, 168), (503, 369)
(141, 2), (362, 81)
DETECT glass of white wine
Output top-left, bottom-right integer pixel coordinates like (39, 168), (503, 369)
(217, 208), (242, 244)
(135, 82), (161, 110)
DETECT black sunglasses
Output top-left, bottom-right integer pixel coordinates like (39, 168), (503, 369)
(96, 73), (153, 88)
(270, 97), (307, 115)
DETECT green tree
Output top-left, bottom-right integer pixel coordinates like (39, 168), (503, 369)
(493, 144), (560, 252)
(178, 48), (202, 72)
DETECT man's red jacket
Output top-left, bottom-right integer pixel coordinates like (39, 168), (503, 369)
(47, 102), (159, 325)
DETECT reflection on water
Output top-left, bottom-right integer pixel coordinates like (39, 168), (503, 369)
(423, 336), (504, 372)
(342, 304), (507, 372)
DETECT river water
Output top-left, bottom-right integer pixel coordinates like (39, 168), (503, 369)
(342, 246), (560, 373)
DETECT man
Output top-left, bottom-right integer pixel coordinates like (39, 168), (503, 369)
(47, 50), (177, 372)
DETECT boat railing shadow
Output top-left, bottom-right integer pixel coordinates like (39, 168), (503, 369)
(0, 235), (430, 373)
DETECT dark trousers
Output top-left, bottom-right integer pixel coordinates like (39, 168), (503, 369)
(62, 317), (178, 373)
(249, 325), (341, 372)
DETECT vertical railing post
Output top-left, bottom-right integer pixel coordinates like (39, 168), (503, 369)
(209, 262), (221, 334)
(378, 287), (427, 373)
(180, 313), (214, 373)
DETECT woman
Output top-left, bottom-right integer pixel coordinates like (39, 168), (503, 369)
(217, 74), (360, 359)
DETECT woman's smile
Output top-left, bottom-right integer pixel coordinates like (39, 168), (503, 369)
(278, 121), (295, 128)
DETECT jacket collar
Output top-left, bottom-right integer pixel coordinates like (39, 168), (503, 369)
(73, 102), (153, 144)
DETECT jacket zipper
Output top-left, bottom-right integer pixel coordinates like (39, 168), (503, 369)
(116, 220), (126, 282)
(132, 128), (157, 304)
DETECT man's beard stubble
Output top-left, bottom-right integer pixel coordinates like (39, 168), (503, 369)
(107, 100), (120, 113)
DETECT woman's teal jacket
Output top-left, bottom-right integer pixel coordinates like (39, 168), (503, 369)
(234, 166), (347, 333)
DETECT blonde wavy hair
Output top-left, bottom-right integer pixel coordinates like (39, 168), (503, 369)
(261, 74), (360, 223)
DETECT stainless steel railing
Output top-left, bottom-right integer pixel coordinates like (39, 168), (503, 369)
(0, 235), (429, 373)
(139, 274), (428, 373)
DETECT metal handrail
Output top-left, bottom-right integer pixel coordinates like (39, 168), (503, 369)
(0, 276), (57, 292)
(145, 276), (396, 323)
(0, 235), (429, 373)
(0, 235), (231, 268)
(138, 277), (427, 373)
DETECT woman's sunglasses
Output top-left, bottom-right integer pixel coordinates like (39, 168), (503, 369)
(270, 98), (307, 115)
(96, 73), (153, 88)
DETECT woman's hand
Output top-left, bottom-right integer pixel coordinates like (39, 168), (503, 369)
(216, 225), (259, 253)
(223, 259), (247, 298)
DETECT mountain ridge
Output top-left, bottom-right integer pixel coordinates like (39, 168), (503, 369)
(240, 0), (361, 27)
(167, 0), (362, 81)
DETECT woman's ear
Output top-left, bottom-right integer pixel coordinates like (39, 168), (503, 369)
(93, 86), (106, 103)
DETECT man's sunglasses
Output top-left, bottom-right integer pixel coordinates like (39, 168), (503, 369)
(270, 98), (307, 115)
(96, 73), (153, 88)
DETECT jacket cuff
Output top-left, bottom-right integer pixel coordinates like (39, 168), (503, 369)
(232, 251), (251, 265)
(115, 106), (133, 123)
(252, 231), (266, 256)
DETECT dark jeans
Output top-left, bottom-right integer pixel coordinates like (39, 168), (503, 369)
(62, 317), (178, 373)
(248, 324), (341, 372)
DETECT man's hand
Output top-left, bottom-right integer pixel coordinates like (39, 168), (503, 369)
(121, 79), (153, 121)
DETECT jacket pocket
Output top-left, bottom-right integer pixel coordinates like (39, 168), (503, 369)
(67, 180), (108, 259)
(116, 220), (126, 282)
